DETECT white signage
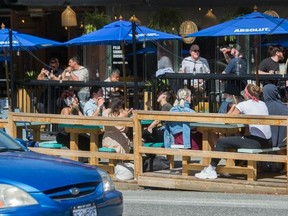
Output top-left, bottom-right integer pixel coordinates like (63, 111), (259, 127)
(234, 28), (270, 33)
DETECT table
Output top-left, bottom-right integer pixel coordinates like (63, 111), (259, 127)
(0, 109), (49, 141)
(16, 122), (50, 141)
(59, 124), (103, 164)
(182, 122), (244, 175)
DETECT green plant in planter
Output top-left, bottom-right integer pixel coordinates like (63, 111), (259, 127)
(148, 8), (182, 34)
(25, 70), (37, 80)
(83, 12), (111, 34)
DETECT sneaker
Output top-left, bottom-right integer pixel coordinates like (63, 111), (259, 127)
(195, 167), (218, 179)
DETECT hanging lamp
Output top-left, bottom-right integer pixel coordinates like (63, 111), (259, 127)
(61, 5), (77, 27)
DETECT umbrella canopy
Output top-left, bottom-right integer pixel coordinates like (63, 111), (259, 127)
(186, 12), (288, 37)
(262, 38), (288, 47)
(0, 27), (62, 111)
(127, 47), (157, 55)
(0, 28), (62, 49)
(64, 20), (181, 108)
(64, 20), (181, 46)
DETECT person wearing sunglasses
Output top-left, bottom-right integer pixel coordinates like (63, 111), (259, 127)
(179, 44), (210, 107)
(180, 44), (210, 74)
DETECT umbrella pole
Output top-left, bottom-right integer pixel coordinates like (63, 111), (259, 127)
(254, 35), (260, 86)
(9, 29), (14, 111)
(121, 42), (127, 108)
(131, 20), (139, 109)
(4, 59), (11, 112)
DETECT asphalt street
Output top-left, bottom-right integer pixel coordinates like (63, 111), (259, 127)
(121, 189), (288, 216)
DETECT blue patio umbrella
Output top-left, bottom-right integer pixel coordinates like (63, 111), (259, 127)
(64, 20), (181, 46)
(65, 20), (181, 108)
(0, 27), (62, 110)
(261, 38), (288, 47)
(185, 12), (288, 85)
(0, 28), (62, 49)
(185, 12), (288, 37)
(136, 46), (157, 55)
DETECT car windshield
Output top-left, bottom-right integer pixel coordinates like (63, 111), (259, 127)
(0, 130), (26, 152)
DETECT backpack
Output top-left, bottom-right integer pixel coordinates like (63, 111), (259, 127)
(143, 155), (170, 172)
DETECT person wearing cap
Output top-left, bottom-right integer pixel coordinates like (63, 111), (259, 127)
(258, 45), (285, 75)
(218, 84), (242, 113)
(195, 83), (272, 179)
(222, 44), (247, 75)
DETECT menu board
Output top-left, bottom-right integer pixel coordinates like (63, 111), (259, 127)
(112, 45), (128, 66)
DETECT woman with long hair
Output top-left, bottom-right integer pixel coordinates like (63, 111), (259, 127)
(195, 84), (272, 179)
(60, 90), (83, 116)
(102, 98), (133, 153)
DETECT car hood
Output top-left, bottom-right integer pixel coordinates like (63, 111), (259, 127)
(0, 151), (101, 192)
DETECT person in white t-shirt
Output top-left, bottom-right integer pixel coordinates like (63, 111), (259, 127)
(179, 44), (210, 106)
(50, 55), (89, 81)
(195, 83), (272, 179)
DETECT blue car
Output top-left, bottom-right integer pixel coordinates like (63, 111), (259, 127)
(0, 130), (123, 215)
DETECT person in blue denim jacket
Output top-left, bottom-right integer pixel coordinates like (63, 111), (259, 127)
(164, 88), (201, 149)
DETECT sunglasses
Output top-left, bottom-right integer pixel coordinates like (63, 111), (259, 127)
(192, 50), (200, 53)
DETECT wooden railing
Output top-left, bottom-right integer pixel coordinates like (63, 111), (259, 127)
(6, 112), (134, 173)
(5, 111), (288, 194)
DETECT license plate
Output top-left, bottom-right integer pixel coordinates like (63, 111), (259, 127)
(72, 203), (97, 216)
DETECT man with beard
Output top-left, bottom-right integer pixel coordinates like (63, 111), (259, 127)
(258, 45), (285, 75)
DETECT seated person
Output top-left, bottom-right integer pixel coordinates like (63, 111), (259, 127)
(164, 88), (202, 150)
(263, 84), (288, 147)
(103, 68), (121, 100)
(195, 84), (272, 179)
(60, 90), (83, 116)
(37, 57), (64, 80)
(83, 86), (105, 116)
(56, 90), (90, 153)
(218, 84), (242, 113)
(142, 90), (173, 143)
(102, 98), (133, 153)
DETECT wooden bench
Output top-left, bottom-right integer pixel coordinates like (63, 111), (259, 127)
(237, 147), (286, 154)
(219, 147), (287, 181)
(38, 140), (63, 149)
(144, 142), (164, 148)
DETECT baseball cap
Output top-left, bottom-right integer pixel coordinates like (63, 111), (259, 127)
(229, 44), (241, 52)
(223, 84), (240, 96)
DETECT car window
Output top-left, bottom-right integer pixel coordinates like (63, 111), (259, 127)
(0, 130), (26, 150)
